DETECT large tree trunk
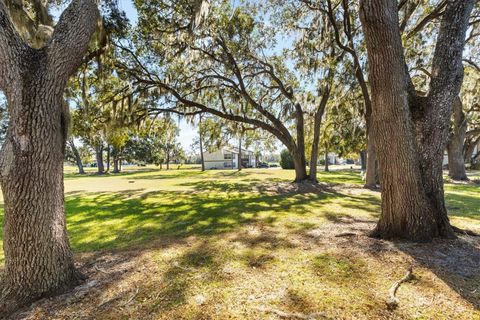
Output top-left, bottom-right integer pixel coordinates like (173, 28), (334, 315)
(360, 0), (473, 242)
(295, 104), (308, 181)
(309, 128), (320, 181)
(447, 98), (468, 180)
(199, 114), (205, 171)
(113, 156), (120, 173)
(95, 145), (104, 174)
(0, 0), (99, 315)
(292, 148), (308, 182)
(68, 139), (85, 174)
(309, 86), (329, 182)
(166, 152), (170, 170)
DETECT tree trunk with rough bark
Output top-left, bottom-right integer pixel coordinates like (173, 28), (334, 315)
(68, 139), (85, 174)
(309, 86), (329, 182)
(294, 104), (308, 182)
(360, 0), (474, 241)
(0, 0), (99, 315)
(292, 148), (308, 181)
(95, 144), (104, 174)
(447, 98), (468, 180)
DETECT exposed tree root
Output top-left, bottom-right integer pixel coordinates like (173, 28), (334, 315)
(255, 306), (328, 319)
(363, 184), (378, 190)
(451, 226), (480, 237)
(335, 232), (357, 237)
(386, 266), (413, 310)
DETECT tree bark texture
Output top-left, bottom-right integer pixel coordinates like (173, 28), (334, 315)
(309, 84), (329, 182)
(360, 0), (474, 241)
(0, 0), (99, 315)
(447, 98), (468, 180)
(294, 104), (308, 181)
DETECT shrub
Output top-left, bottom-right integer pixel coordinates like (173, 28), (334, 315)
(280, 149), (294, 169)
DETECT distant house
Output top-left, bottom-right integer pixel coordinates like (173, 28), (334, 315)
(203, 147), (257, 169)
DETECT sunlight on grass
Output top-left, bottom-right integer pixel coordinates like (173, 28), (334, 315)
(0, 167), (478, 264)
(0, 167), (478, 318)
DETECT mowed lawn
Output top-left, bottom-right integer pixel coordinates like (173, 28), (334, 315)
(0, 166), (479, 319)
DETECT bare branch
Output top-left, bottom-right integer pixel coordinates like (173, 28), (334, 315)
(463, 58), (480, 72)
(406, 0), (447, 39)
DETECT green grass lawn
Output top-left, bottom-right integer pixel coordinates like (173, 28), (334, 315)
(53, 167), (379, 253)
(0, 166), (479, 319)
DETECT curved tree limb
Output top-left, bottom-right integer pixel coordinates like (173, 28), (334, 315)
(427, 1), (475, 110)
(47, 0), (100, 82)
(406, 0), (448, 39)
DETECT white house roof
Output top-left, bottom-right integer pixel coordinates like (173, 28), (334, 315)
(222, 147), (253, 155)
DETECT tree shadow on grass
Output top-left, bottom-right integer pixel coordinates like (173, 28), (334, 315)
(126, 170), (208, 181)
(178, 179), (338, 195)
(64, 168), (161, 180)
(64, 185), (345, 254)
